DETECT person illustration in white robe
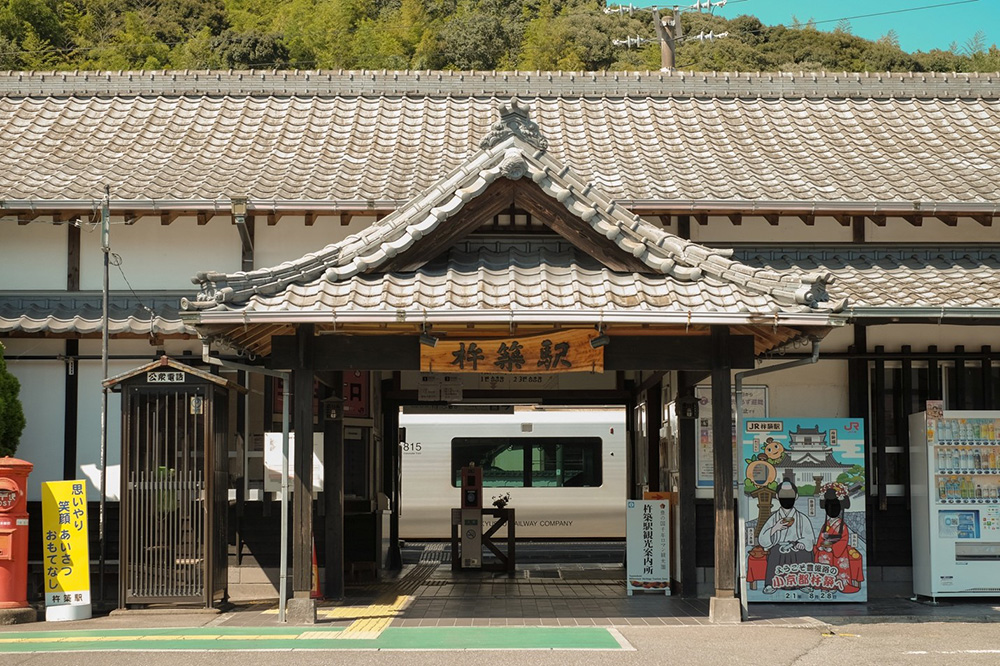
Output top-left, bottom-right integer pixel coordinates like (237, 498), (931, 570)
(758, 479), (815, 594)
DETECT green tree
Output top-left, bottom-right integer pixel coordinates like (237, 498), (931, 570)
(169, 25), (222, 67)
(440, 0), (518, 69)
(0, 342), (26, 458)
(211, 28), (289, 67)
(19, 22), (60, 67)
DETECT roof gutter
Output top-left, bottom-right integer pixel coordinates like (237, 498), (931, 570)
(847, 307), (1000, 321)
(188, 308), (847, 329)
(625, 199), (1000, 216)
(4, 197), (997, 216)
(0, 198), (407, 214)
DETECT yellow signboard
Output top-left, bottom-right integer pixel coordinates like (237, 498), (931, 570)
(41, 480), (92, 621)
(420, 329), (604, 374)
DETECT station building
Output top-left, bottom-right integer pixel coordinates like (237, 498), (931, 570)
(1, 71), (998, 619)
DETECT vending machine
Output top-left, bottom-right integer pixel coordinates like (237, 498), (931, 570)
(909, 409), (1000, 599)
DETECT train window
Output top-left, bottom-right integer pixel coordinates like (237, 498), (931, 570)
(451, 437), (602, 488)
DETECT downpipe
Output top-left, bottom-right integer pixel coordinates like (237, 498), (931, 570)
(734, 337), (821, 621)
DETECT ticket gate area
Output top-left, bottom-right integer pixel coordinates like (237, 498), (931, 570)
(451, 464), (515, 575)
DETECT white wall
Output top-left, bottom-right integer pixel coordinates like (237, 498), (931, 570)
(757, 358), (851, 419)
(3, 339), (66, 501)
(640, 214), (995, 245)
(866, 217), (994, 244)
(254, 214), (376, 269)
(865, 324), (1000, 352)
(690, 216), (853, 244)
(79, 215), (241, 290)
(0, 221), (68, 290)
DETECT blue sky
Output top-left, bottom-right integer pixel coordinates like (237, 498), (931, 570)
(636, 0), (995, 54)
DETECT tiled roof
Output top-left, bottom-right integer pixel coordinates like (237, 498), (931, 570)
(8, 247), (1000, 337)
(184, 102), (839, 330)
(190, 243), (791, 316)
(0, 72), (998, 208)
(732, 246), (1000, 311)
(0, 291), (193, 336)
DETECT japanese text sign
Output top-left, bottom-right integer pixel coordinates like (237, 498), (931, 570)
(625, 499), (671, 595)
(41, 481), (91, 611)
(420, 329), (603, 374)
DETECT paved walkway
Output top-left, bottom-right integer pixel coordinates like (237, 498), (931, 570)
(2, 559), (998, 653)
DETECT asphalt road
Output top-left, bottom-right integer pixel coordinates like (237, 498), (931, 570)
(2, 621), (999, 666)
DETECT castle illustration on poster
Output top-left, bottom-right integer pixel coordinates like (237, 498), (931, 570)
(742, 418), (867, 602)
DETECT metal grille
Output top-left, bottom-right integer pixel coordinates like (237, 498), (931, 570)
(124, 389), (207, 603)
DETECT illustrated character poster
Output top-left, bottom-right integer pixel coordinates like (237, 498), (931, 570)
(742, 418), (867, 602)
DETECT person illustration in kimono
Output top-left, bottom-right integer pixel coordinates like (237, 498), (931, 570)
(758, 479), (815, 594)
(813, 482), (864, 594)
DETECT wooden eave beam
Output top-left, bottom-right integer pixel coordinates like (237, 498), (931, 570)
(377, 178), (517, 273)
(196, 211), (209, 225)
(937, 214), (959, 226)
(903, 214), (923, 226)
(160, 211), (183, 225)
(764, 214), (780, 226)
(972, 214), (993, 226)
(305, 212), (316, 226)
(694, 213), (708, 226)
(515, 182), (650, 273)
(340, 212), (354, 226)
(832, 213), (850, 226)
(727, 213), (742, 225)
(798, 213), (815, 226)
(868, 214), (887, 227)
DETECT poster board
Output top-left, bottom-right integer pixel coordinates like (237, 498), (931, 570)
(263, 432), (324, 492)
(741, 417), (867, 602)
(625, 499), (670, 595)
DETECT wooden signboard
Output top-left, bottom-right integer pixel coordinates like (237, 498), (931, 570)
(420, 329), (604, 374)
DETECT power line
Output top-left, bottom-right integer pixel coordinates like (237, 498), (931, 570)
(713, 0), (981, 32)
(778, 0), (980, 30)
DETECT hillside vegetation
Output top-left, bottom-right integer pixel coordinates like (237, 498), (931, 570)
(1, 0), (997, 72)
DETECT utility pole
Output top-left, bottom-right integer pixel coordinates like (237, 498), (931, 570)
(652, 7), (683, 70)
(99, 185), (109, 603)
(610, 2), (728, 72)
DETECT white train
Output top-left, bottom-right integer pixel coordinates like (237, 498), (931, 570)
(399, 408), (627, 540)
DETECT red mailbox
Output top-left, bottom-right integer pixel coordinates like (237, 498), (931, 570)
(0, 457), (32, 609)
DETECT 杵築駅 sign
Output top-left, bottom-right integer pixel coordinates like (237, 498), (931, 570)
(420, 330), (604, 374)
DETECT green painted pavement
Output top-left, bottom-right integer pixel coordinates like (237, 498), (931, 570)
(0, 626), (626, 652)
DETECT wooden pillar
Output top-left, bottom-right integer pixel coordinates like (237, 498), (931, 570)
(62, 339), (79, 481)
(625, 383), (638, 498)
(676, 371), (698, 596)
(292, 324), (315, 599)
(646, 382), (662, 493)
(382, 378), (402, 570)
(323, 371), (344, 600)
(709, 326), (738, 622)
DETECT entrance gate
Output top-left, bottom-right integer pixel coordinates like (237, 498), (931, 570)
(105, 357), (241, 607)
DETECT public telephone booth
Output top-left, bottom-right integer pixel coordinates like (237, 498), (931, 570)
(104, 356), (243, 608)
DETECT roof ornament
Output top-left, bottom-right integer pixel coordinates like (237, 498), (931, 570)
(479, 98), (549, 151)
(499, 147), (528, 180)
